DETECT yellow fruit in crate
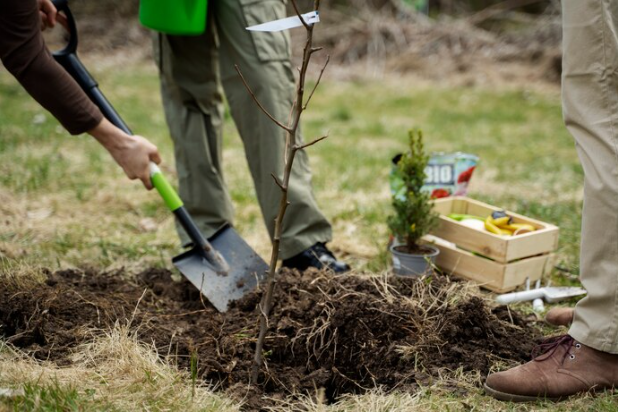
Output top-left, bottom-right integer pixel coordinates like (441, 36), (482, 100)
(491, 216), (511, 227)
(499, 222), (536, 235)
(512, 224), (536, 235)
(508, 223), (536, 231)
(485, 216), (511, 236)
(486, 210), (536, 236)
(500, 227), (514, 235)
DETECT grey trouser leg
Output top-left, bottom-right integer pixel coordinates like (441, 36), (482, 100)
(563, 0), (618, 354)
(154, 0), (332, 258)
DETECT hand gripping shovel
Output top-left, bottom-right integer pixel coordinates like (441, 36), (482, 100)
(50, 0), (268, 312)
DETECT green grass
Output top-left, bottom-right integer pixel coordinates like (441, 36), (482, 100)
(2, 381), (116, 412)
(0, 60), (594, 410)
(0, 64), (582, 271)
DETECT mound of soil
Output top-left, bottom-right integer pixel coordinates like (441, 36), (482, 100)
(0, 268), (540, 410)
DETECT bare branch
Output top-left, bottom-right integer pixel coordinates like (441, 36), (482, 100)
(295, 134), (328, 151)
(235, 65), (292, 133)
(270, 173), (285, 191)
(290, 0), (310, 30)
(310, 47), (323, 54)
(250, 0), (326, 383)
(303, 55), (330, 110)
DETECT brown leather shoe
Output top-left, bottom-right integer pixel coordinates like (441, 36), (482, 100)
(545, 307), (574, 327)
(484, 335), (618, 402)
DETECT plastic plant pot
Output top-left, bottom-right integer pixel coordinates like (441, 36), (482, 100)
(390, 244), (439, 277)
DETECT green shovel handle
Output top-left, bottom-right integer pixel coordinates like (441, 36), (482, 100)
(149, 162), (229, 273)
(149, 162), (183, 211)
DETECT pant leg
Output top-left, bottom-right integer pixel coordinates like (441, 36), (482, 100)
(153, 7), (234, 245)
(212, 0), (332, 259)
(563, 0), (618, 354)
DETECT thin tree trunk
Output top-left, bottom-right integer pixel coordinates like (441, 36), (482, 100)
(234, 0), (329, 384)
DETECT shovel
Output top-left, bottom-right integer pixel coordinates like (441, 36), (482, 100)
(50, 0), (268, 312)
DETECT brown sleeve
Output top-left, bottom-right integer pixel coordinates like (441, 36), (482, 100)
(0, 0), (103, 135)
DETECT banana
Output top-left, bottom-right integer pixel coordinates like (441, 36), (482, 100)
(491, 216), (511, 227)
(495, 221), (536, 233)
(483, 211), (537, 236)
(487, 211), (536, 236)
(506, 223), (536, 232)
(500, 227), (514, 235)
(485, 216), (510, 236)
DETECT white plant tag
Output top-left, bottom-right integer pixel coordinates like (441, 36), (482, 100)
(246, 11), (320, 32)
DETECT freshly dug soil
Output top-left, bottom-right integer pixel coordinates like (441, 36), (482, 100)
(0, 268), (541, 410)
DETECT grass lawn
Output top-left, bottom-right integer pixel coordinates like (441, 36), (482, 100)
(1, 59), (611, 411)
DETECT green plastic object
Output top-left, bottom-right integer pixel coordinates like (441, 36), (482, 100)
(139, 0), (208, 35)
(151, 169), (184, 212)
(448, 213), (484, 222)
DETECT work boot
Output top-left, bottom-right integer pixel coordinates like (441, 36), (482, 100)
(545, 307), (574, 327)
(282, 243), (350, 274)
(484, 335), (618, 402)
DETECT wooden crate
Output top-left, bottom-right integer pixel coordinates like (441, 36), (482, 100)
(427, 197), (559, 293)
(431, 197), (559, 263)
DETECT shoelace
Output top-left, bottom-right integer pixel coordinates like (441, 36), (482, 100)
(531, 334), (574, 362)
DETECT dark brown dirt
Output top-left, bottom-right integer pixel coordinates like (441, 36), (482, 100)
(0, 268), (541, 411)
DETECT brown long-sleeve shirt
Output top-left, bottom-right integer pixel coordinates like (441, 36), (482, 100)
(0, 0), (102, 135)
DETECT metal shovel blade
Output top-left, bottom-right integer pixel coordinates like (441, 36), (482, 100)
(543, 286), (587, 303)
(172, 225), (268, 312)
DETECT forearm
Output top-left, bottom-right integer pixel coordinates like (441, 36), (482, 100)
(88, 118), (161, 190)
(88, 118), (131, 152)
(0, 0), (103, 135)
(0, 0), (161, 189)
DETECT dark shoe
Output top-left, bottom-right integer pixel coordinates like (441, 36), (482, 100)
(282, 243), (350, 274)
(484, 335), (618, 402)
(545, 307), (574, 327)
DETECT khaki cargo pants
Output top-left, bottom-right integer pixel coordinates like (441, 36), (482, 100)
(153, 0), (332, 259)
(563, 0), (618, 353)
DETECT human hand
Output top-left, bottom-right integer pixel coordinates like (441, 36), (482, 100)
(107, 134), (162, 190)
(38, 0), (68, 31)
(89, 119), (162, 190)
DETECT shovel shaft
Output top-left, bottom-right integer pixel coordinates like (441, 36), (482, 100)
(148, 164), (228, 270)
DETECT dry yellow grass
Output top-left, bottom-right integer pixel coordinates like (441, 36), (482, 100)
(0, 325), (241, 411)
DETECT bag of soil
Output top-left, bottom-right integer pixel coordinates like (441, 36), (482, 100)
(390, 152), (479, 200)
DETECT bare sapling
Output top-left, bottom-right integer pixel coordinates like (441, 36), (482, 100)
(235, 0), (330, 383)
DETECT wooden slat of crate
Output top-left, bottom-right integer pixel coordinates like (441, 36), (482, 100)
(431, 197), (559, 263)
(432, 240), (555, 293)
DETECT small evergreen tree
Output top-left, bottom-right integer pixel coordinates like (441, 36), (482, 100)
(388, 129), (439, 252)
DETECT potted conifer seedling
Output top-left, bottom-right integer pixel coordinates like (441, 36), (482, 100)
(388, 129), (440, 276)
